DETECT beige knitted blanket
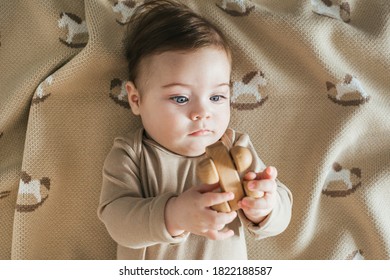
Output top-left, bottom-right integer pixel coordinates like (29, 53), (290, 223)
(1, 0), (389, 260)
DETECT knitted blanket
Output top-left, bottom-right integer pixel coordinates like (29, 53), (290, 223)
(1, 0), (389, 260)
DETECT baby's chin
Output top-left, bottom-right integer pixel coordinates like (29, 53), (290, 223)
(169, 141), (205, 157)
(173, 145), (206, 158)
(183, 149), (207, 158)
(179, 140), (217, 157)
(166, 131), (226, 157)
(184, 133), (227, 157)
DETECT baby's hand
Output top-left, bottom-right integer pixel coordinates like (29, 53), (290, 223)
(165, 183), (237, 240)
(238, 166), (278, 224)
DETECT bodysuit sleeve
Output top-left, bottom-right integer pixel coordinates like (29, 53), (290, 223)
(97, 136), (188, 249)
(234, 133), (293, 239)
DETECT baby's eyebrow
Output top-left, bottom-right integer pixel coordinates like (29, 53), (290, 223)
(162, 83), (191, 88)
(216, 83), (230, 88)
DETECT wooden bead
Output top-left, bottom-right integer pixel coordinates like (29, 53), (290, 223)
(205, 142), (245, 211)
(212, 202), (231, 213)
(196, 141), (257, 213)
(230, 146), (252, 173)
(197, 157), (230, 212)
(197, 158), (219, 185)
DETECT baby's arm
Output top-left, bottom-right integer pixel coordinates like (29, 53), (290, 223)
(238, 165), (292, 238)
(233, 132), (292, 238)
(98, 137), (238, 249)
(98, 138), (185, 249)
(165, 183), (237, 240)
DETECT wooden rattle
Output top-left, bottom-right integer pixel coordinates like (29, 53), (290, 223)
(197, 141), (262, 213)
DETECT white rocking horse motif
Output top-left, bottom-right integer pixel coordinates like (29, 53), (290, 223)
(346, 250), (365, 260)
(16, 171), (51, 212)
(32, 75), (53, 104)
(58, 12), (88, 47)
(327, 74), (370, 106)
(109, 78), (130, 109)
(112, 0), (138, 25)
(231, 71), (268, 110)
(217, 0), (255, 17)
(220, 0), (246, 13)
(311, 0), (351, 23)
(322, 162), (361, 197)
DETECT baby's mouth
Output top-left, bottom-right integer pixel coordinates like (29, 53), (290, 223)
(189, 129), (212, 136)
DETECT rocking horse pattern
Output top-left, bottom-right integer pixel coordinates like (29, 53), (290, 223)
(32, 75), (53, 105)
(322, 162), (362, 197)
(231, 71), (268, 110)
(16, 172), (51, 212)
(112, 0), (141, 25)
(58, 12), (88, 48)
(346, 250), (365, 260)
(311, 0), (351, 23)
(216, 0), (255, 17)
(109, 78), (130, 109)
(327, 74), (370, 106)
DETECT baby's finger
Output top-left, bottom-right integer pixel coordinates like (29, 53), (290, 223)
(202, 191), (235, 208)
(243, 171), (257, 181)
(215, 210), (237, 225)
(241, 206), (272, 219)
(256, 166), (278, 180)
(203, 228), (234, 241)
(243, 181), (264, 198)
(240, 196), (272, 210)
(247, 179), (276, 194)
(215, 223), (227, 231)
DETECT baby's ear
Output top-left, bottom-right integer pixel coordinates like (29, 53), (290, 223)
(125, 81), (141, 115)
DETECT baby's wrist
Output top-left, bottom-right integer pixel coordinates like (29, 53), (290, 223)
(165, 196), (185, 237)
(243, 210), (270, 225)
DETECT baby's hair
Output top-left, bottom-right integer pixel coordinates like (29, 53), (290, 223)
(124, 0), (232, 83)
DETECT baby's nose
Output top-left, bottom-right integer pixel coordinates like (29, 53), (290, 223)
(190, 108), (211, 121)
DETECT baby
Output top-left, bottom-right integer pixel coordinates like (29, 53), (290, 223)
(98, 0), (292, 260)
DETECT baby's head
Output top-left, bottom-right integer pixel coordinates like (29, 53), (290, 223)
(124, 0), (232, 157)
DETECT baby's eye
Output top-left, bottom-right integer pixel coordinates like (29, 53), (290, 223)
(210, 95), (227, 102)
(170, 96), (189, 104)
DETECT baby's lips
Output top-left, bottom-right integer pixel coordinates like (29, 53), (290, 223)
(189, 129), (212, 136)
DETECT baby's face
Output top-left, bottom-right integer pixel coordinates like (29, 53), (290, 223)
(127, 47), (231, 157)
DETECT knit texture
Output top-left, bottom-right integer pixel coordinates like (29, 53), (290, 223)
(0, 0), (389, 259)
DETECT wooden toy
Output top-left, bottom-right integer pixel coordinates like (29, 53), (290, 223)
(197, 141), (262, 213)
